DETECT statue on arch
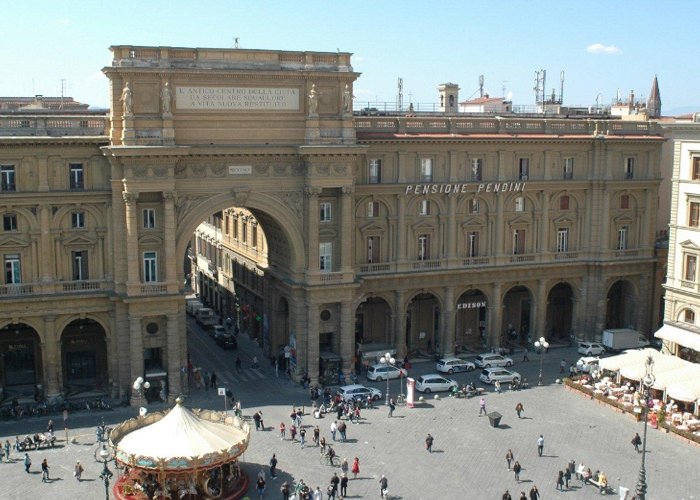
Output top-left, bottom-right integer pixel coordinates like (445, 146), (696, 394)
(121, 82), (133, 117)
(161, 81), (173, 115)
(342, 83), (353, 114)
(308, 84), (318, 116)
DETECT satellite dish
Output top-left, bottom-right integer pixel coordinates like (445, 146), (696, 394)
(506, 91), (513, 101)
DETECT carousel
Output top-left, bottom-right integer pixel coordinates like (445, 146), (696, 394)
(108, 397), (250, 499)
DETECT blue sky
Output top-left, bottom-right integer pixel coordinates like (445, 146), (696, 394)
(2, 0), (698, 114)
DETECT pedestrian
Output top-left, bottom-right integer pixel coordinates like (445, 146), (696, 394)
(522, 350), (530, 362)
(313, 486), (323, 500)
(564, 467), (571, 489)
(329, 473), (340, 499)
(320, 436), (327, 454)
(23, 453), (31, 473)
(290, 424), (297, 441)
(74, 460), (83, 481)
(519, 492), (527, 500)
(341, 458), (348, 475)
(259, 411), (265, 430)
(41, 458), (49, 482)
(296, 408), (303, 427)
(502, 491), (512, 500)
(275, 359), (279, 378)
(311, 425), (320, 446)
(529, 485), (540, 500)
(254, 412), (262, 431)
(379, 475), (388, 498)
(537, 434), (544, 457)
(340, 473), (348, 496)
(495, 380), (502, 394)
(235, 356), (242, 373)
(338, 421), (347, 442)
(210, 371), (217, 389)
(299, 427), (306, 448)
(256, 475), (266, 499)
(632, 432), (642, 453)
(559, 359), (566, 374)
(269, 453), (277, 479)
(513, 461), (521, 482)
(353, 405), (361, 422)
(515, 402), (524, 418)
(555, 470), (564, 490)
(280, 422), (286, 440)
(281, 481), (290, 500)
(330, 420), (337, 441)
(252, 355), (259, 369)
(204, 370), (211, 390)
(506, 449), (514, 470)
(479, 397), (487, 416)
(4, 439), (10, 462)
(47, 419), (54, 433)
(346, 456), (358, 479)
(425, 433), (434, 453)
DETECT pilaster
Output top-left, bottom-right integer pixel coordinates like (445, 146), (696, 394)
(393, 290), (407, 358)
(129, 316), (144, 406)
(304, 187), (320, 276)
(123, 192), (140, 291)
(43, 315), (60, 397)
(488, 283), (503, 347)
(534, 278), (548, 340)
(340, 301), (354, 376)
(306, 301), (320, 384)
(442, 287), (456, 356)
(167, 315), (182, 402)
(164, 191), (178, 292)
(340, 186), (354, 274)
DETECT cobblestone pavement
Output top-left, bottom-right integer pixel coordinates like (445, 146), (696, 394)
(1, 328), (698, 500)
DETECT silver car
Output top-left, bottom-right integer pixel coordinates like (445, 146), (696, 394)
(474, 353), (514, 368)
(479, 368), (521, 384)
(436, 357), (475, 374)
(415, 374), (458, 393)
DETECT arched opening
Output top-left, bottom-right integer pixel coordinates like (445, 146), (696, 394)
(407, 292), (440, 353)
(455, 289), (487, 351)
(546, 282), (574, 340)
(502, 285), (532, 345)
(355, 296), (391, 346)
(0, 323), (43, 400)
(61, 318), (108, 397)
(606, 280), (635, 329)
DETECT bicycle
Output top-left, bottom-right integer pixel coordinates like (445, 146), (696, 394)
(319, 453), (339, 467)
(395, 394), (406, 406)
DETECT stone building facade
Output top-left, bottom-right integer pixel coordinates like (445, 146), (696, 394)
(0, 45), (665, 400)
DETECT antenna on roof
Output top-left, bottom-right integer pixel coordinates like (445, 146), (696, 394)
(560, 70), (565, 104)
(397, 77), (404, 112)
(478, 75), (484, 98)
(233, 37), (240, 49)
(60, 78), (66, 110)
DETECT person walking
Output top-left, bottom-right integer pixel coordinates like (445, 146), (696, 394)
(528, 485), (540, 500)
(502, 491), (512, 500)
(23, 453), (31, 473)
(506, 449), (514, 470)
(479, 397), (487, 416)
(210, 371), (217, 389)
(519, 492), (527, 500)
(3, 439), (10, 462)
(279, 422), (286, 440)
(313, 425), (320, 446)
(340, 473), (348, 497)
(329, 473), (340, 499)
(513, 461), (522, 482)
(235, 356), (242, 373)
(74, 460), (83, 481)
(379, 475), (388, 498)
(338, 421), (347, 442)
(269, 453), (278, 479)
(330, 420), (338, 441)
(495, 380), (502, 394)
(299, 427), (306, 448)
(351, 456), (360, 479)
(559, 359), (566, 374)
(564, 467), (571, 489)
(280, 481), (291, 500)
(41, 458), (49, 482)
(203, 370), (211, 390)
(537, 434), (544, 457)
(320, 436), (327, 455)
(632, 432), (642, 453)
(290, 424), (297, 441)
(313, 486), (323, 500)
(254, 412), (262, 431)
(555, 470), (564, 491)
(341, 458), (349, 476)
(388, 398), (395, 418)
(425, 433), (434, 453)
(256, 475), (266, 499)
(515, 402), (524, 418)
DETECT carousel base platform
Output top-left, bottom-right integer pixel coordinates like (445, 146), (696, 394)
(113, 473), (250, 500)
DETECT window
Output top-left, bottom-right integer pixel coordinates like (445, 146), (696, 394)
(419, 199), (430, 216)
(368, 159), (382, 184)
(143, 251), (157, 282)
(513, 229), (525, 255)
(3, 214), (17, 231)
(518, 158), (529, 180)
(620, 195), (630, 210)
(563, 158), (574, 179)
(685, 254), (697, 282)
(617, 226), (628, 250)
(690, 202), (700, 227)
(556, 228), (569, 253)
(71, 212), (85, 229)
(693, 158), (700, 180)
(319, 202), (332, 222)
(471, 158), (483, 181)
(420, 158), (433, 182)
(366, 236), (380, 263)
(684, 309), (696, 324)
(224, 216), (229, 235)
(1, 166), (16, 192)
(142, 208), (156, 229)
(242, 221), (247, 243)
(625, 158), (634, 179)
(418, 234), (430, 260)
(233, 218), (238, 239)
(514, 197), (525, 212)
(319, 242), (332, 271)
(467, 231), (479, 257)
(252, 225), (258, 248)
(559, 195), (570, 210)
(4, 254), (21, 284)
(72, 250), (88, 280)
(69, 163), (84, 190)
(367, 201), (380, 218)
(469, 198), (479, 214)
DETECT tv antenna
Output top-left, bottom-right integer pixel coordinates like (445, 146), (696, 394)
(60, 78), (66, 109)
(233, 37), (240, 49)
(397, 77), (404, 112)
(478, 75), (484, 98)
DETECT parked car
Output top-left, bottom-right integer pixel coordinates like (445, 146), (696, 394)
(479, 368), (521, 384)
(575, 356), (600, 373)
(366, 364), (407, 381)
(210, 325), (226, 339)
(337, 384), (382, 403)
(436, 357), (475, 374)
(216, 334), (237, 350)
(578, 342), (606, 356)
(474, 353), (514, 368)
(415, 374), (458, 393)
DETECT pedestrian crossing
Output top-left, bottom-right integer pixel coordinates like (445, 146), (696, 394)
(217, 368), (267, 386)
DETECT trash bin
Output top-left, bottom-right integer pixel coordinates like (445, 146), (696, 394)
(487, 411), (502, 428)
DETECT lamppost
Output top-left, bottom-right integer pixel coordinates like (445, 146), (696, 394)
(94, 443), (114, 500)
(635, 355), (655, 500)
(534, 337), (549, 386)
(132, 377), (150, 414)
(379, 352), (395, 406)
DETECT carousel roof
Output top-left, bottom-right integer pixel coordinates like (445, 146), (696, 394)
(112, 399), (249, 470)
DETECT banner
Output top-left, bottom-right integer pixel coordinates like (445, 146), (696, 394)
(406, 377), (416, 408)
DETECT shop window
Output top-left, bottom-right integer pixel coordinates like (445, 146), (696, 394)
(66, 351), (96, 380)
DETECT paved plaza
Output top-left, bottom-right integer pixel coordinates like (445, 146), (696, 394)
(1, 330), (698, 499)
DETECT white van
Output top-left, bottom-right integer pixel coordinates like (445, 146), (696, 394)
(576, 356), (600, 373)
(186, 299), (204, 316)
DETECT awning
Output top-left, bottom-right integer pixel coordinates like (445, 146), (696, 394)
(619, 350), (682, 382)
(655, 324), (700, 352)
(666, 376), (700, 403)
(599, 349), (649, 372)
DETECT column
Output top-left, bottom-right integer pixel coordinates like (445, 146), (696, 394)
(442, 287), (456, 356)
(39, 205), (52, 282)
(43, 315), (60, 397)
(164, 192), (177, 290)
(534, 278), (548, 340)
(290, 293), (306, 380)
(166, 314), (182, 402)
(129, 316), (143, 406)
(495, 195), (505, 256)
(540, 191), (550, 253)
(601, 190), (610, 251)
(446, 196), (457, 261)
(393, 290), (406, 358)
(123, 192), (140, 287)
(396, 196), (406, 262)
(306, 301), (320, 384)
(304, 187), (320, 274)
(340, 187), (354, 273)
(642, 189), (652, 250)
(340, 301), (354, 376)
(488, 283), (503, 348)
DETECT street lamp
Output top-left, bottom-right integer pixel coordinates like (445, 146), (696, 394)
(534, 337), (549, 386)
(379, 352), (395, 406)
(635, 355), (655, 500)
(132, 377), (150, 414)
(94, 443), (114, 500)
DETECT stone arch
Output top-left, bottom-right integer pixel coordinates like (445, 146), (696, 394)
(605, 279), (637, 329)
(502, 284), (534, 344)
(406, 291), (442, 352)
(0, 206), (39, 232)
(0, 322), (43, 390)
(676, 306), (696, 325)
(59, 318), (109, 395)
(355, 295), (393, 345)
(546, 282), (575, 340)
(454, 288), (489, 349)
(52, 203), (106, 229)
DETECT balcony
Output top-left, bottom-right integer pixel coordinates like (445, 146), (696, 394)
(319, 272), (343, 283)
(0, 284), (34, 296)
(509, 254), (536, 264)
(554, 252), (579, 261)
(140, 283), (168, 294)
(614, 249), (639, 259)
(462, 257), (491, 267)
(358, 263), (392, 274)
(61, 280), (111, 293)
(412, 259), (442, 270)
